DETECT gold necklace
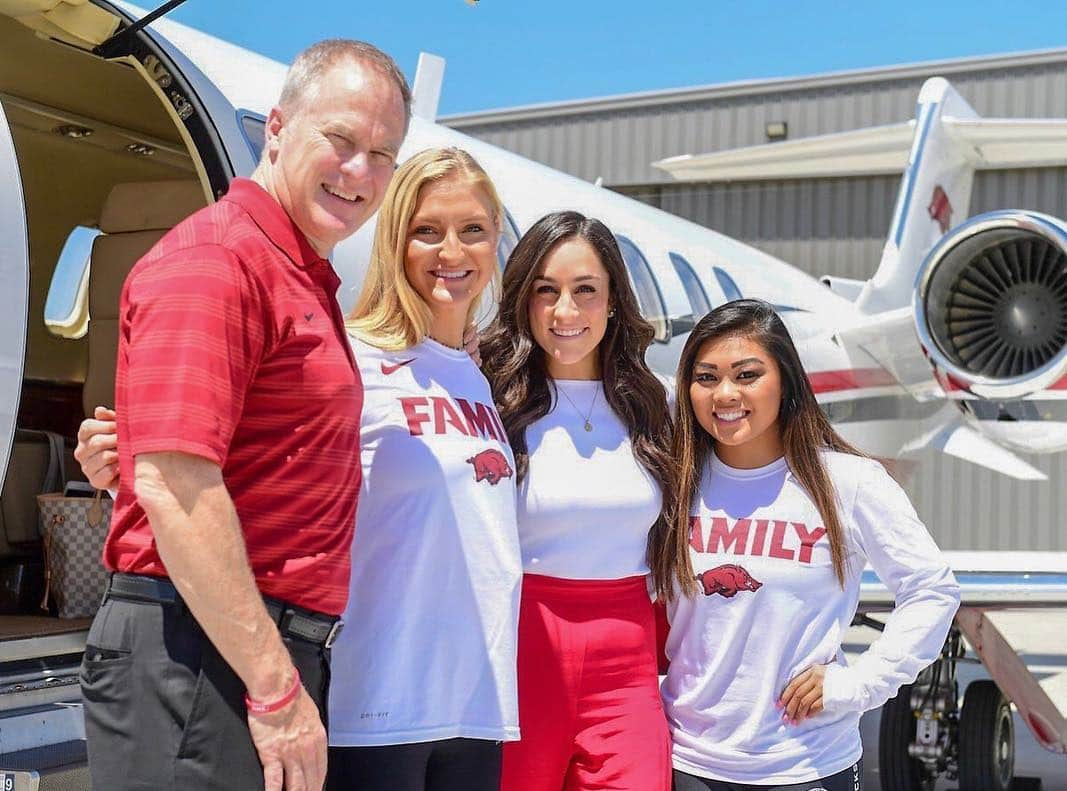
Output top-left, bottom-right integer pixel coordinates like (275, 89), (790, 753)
(556, 382), (599, 432)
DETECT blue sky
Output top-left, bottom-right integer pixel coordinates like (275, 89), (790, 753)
(161, 1), (1067, 116)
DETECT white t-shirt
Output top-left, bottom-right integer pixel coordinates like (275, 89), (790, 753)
(662, 451), (959, 785)
(328, 336), (522, 746)
(517, 379), (662, 579)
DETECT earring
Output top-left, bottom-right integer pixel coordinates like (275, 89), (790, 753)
(608, 308), (616, 318)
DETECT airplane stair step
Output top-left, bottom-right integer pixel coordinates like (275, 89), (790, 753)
(0, 703), (84, 755)
(0, 740), (88, 791)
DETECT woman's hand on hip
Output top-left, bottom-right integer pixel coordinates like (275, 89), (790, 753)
(778, 663), (829, 725)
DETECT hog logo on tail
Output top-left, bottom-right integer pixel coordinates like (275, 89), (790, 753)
(698, 564), (762, 599)
(928, 185), (953, 234)
(466, 449), (513, 485)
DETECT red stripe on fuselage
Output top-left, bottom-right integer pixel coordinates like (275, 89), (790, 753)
(807, 368), (896, 394)
(939, 372), (1067, 392)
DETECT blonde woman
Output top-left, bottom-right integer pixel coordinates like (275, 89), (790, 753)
(325, 147), (521, 790)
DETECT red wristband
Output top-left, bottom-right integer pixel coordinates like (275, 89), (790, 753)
(245, 669), (301, 715)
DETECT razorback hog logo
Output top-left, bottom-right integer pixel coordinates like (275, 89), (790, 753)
(466, 449), (513, 485)
(698, 564), (762, 598)
(927, 185), (953, 234)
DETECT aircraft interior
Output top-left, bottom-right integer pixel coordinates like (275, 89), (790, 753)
(0, 7), (213, 647)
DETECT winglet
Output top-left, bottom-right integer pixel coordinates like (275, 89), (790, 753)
(412, 52), (446, 122)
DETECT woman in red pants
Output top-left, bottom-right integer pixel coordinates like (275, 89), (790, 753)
(481, 211), (676, 791)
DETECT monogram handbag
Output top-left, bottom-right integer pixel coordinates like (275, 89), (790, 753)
(36, 489), (111, 618)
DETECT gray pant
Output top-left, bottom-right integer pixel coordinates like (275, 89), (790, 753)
(80, 593), (329, 791)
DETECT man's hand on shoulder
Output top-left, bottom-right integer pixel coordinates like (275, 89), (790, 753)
(75, 406), (119, 490)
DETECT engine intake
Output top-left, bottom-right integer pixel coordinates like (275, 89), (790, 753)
(914, 211), (1067, 399)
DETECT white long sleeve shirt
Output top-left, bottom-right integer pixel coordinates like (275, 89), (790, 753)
(662, 450), (959, 785)
(517, 379), (662, 579)
(328, 337), (522, 746)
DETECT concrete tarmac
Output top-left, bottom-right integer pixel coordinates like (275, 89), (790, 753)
(847, 609), (1067, 790)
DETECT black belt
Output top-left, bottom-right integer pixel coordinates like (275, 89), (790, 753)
(106, 572), (343, 648)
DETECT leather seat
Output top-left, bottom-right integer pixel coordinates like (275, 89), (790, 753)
(83, 179), (206, 413)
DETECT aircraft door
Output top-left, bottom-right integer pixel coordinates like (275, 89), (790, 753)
(94, 1), (240, 194)
(0, 98), (29, 487)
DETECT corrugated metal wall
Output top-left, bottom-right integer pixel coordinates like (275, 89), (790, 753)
(445, 53), (1067, 551)
(448, 56), (1067, 187)
(907, 448), (1066, 551)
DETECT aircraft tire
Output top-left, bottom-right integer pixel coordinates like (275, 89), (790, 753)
(958, 679), (1014, 791)
(878, 684), (935, 791)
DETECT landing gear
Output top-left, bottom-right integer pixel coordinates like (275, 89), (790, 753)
(877, 630), (961, 791)
(878, 682), (941, 791)
(958, 679), (1015, 791)
(871, 624), (963, 790)
(872, 624), (1024, 791)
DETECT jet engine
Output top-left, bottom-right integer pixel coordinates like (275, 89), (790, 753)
(914, 211), (1067, 400)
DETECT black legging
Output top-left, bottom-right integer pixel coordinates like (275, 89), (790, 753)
(673, 759), (862, 791)
(326, 739), (501, 791)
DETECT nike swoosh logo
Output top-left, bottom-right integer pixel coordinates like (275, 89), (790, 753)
(381, 359), (416, 375)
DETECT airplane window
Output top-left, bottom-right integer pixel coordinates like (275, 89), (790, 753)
(670, 253), (712, 317)
(45, 225), (100, 339)
(712, 266), (744, 302)
(498, 210), (520, 272)
(713, 265), (805, 313)
(615, 235), (669, 343)
(238, 111), (266, 160)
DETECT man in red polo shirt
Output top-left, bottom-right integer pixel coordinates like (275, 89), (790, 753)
(77, 40), (408, 791)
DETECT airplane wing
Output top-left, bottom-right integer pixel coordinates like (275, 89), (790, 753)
(948, 117), (1067, 169)
(653, 121), (916, 181)
(859, 551), (1067, 611)
(652, 117), (1067, 182)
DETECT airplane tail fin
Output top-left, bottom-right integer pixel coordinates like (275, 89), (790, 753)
(857, 79), (1067, 315)
(855, 79), (980, 314)
(411, 52), (445, 122)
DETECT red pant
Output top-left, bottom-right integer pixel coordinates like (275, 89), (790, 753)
(501, 574), (671, 791)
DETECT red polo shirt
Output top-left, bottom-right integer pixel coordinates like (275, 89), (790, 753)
(105, 178), (362, 616)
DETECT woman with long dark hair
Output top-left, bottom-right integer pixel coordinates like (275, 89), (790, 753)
(657, 299), (960, 790)
(481, 211), (675, 791)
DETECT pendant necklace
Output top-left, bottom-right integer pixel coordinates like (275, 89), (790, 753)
(556, 382), (599, 432)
